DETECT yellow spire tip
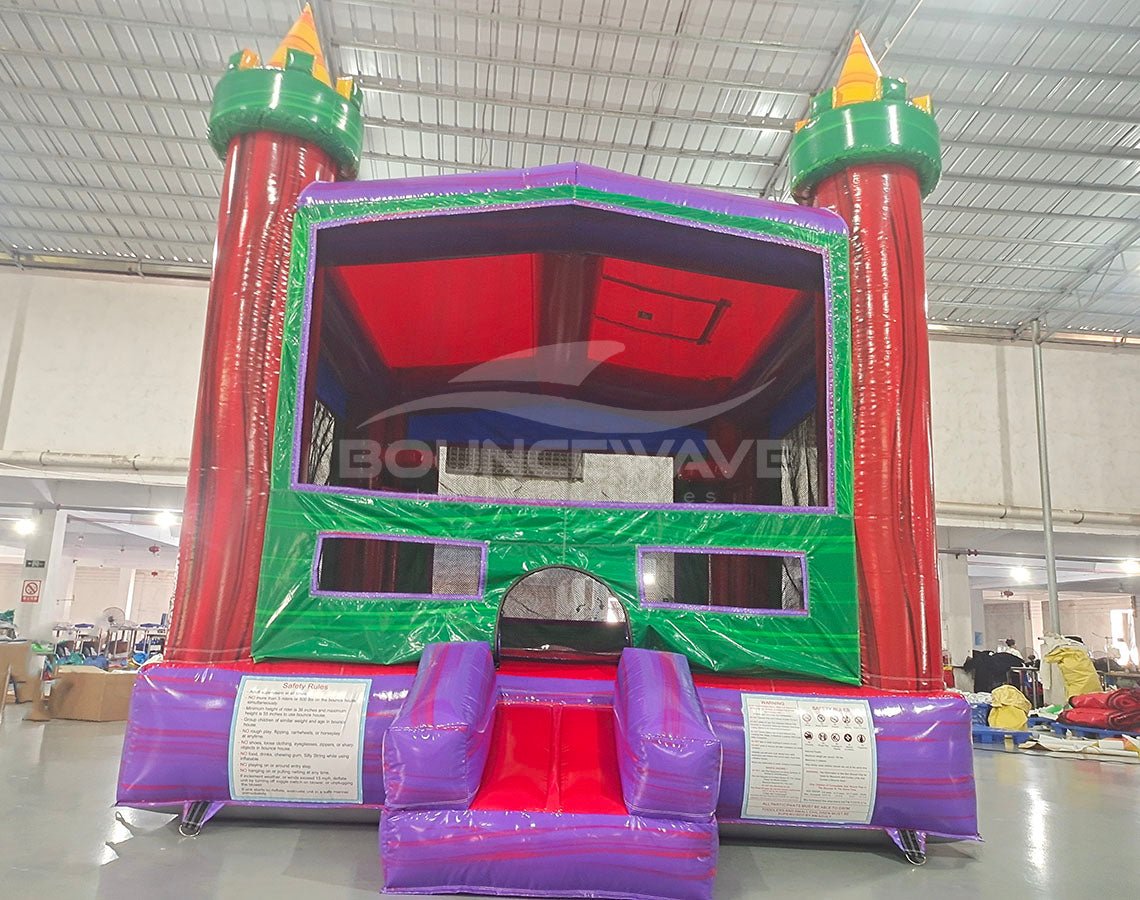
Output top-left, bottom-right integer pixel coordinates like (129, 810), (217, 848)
(267, 4), (332, 87)
(833, 31), (882, 108)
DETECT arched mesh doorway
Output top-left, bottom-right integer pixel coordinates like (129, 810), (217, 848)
(496, 567), (630, 661)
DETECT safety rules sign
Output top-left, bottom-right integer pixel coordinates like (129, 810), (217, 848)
(229, 676), (370, 803)
(21, 579), (42, 603)
(741, 693), (877, 824)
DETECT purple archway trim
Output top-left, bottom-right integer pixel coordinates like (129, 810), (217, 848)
(636, 546), (810, 617)
(298, 161), (847, 235)
(310, 531), (488, 601)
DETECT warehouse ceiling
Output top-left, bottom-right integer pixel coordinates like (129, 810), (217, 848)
(0, 0), (1136, 338)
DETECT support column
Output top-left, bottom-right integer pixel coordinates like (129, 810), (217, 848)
(1031, 319), (1062, 634)
(1028, 597), (1045, 658)
(1132, 596), (1139, 666)
(119, 567), (137, 621)
(13, 509), (71, 641)
(971, 587), (985, 651)
(938, 552), (974, 668)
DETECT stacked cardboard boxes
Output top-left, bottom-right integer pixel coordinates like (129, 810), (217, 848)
(48, 667), (137, 722)
(1, 640), (34, 703)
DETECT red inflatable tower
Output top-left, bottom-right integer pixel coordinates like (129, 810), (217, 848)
(169, 6), (363, 663)
(789, 34), (943, 690)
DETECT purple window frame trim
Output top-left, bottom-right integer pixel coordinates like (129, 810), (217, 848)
(289, 194), (839, 517)
(636, 545), (810, 617)
(310, 531), (489, 601)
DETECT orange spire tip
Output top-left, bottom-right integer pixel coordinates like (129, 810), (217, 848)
(833, 31), (882, 108)
(268, 4), (332, 86)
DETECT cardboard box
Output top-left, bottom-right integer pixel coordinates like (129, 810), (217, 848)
(49, 667), (137, 722)
(14, 676), (40, 704)
(0, 641), (31, 682)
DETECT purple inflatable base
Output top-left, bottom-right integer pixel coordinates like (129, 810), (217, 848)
(117, 663), (978, 843)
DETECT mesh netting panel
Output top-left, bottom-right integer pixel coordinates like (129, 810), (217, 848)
(500, 567), (623, 623)
(781, 556), (805, 610)
(438, 445), (673, 504)
(781, 412), (819, 507)
(307, 399), (336, 486)
(431, 544), (483, 595)
(644, 550), (678, 604)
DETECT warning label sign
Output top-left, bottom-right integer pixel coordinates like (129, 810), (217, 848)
(741, 694), (877, 824)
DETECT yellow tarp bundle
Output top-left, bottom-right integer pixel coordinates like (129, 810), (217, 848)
(988, 684), (1032, 730)
(1042, 645), (1102, 699)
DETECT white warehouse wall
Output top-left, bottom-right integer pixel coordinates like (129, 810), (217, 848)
(68, 565), (124, 623)
(983, 594), (1138, 661)
(0, 268), (205, 458)
(0, 560), (174, 626)
(929, 339), (1140, 516)
(0, 268), (1137, 517)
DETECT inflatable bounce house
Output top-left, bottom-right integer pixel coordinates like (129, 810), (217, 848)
(117, 8), (976, 897)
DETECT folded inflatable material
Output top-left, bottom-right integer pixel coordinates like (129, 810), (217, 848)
(382, 642), (496, 809)
(380, 807), (719, 900)
(1070, 689), (1140, 713)
(614, 648), (722, 819)
(1108, 689), (1140, 713)
(1057, 705), (1140, 732)
(1068, 691), (1113, 709)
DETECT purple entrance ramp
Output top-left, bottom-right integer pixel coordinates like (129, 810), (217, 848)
(380, 644), (722, 900)
(615, 647), (722, 820)
(382, 641), (496, 809)
(380, 809), (719, 900)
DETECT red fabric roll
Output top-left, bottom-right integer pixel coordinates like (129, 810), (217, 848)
(1069, 692), (1113, 709)
(1108, 712), (1140, 730)
(811, 164), (942, 691)
(1106, 689), (1140, 713)
(167, 132), (335, 663)
(1058, 706), (1140, 732)
(1058, 707), (1113, 729)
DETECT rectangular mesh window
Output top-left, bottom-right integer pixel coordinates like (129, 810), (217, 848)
(313, 534), (485, 598)
(639, 547), (807, 614)
(296, 203), (832, 512)
(443, 444), (584, 481)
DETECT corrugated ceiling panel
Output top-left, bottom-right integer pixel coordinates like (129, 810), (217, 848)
(0, 0), (1135, 334)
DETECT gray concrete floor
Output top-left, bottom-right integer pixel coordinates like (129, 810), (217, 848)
(2, 713), (1138, 898)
